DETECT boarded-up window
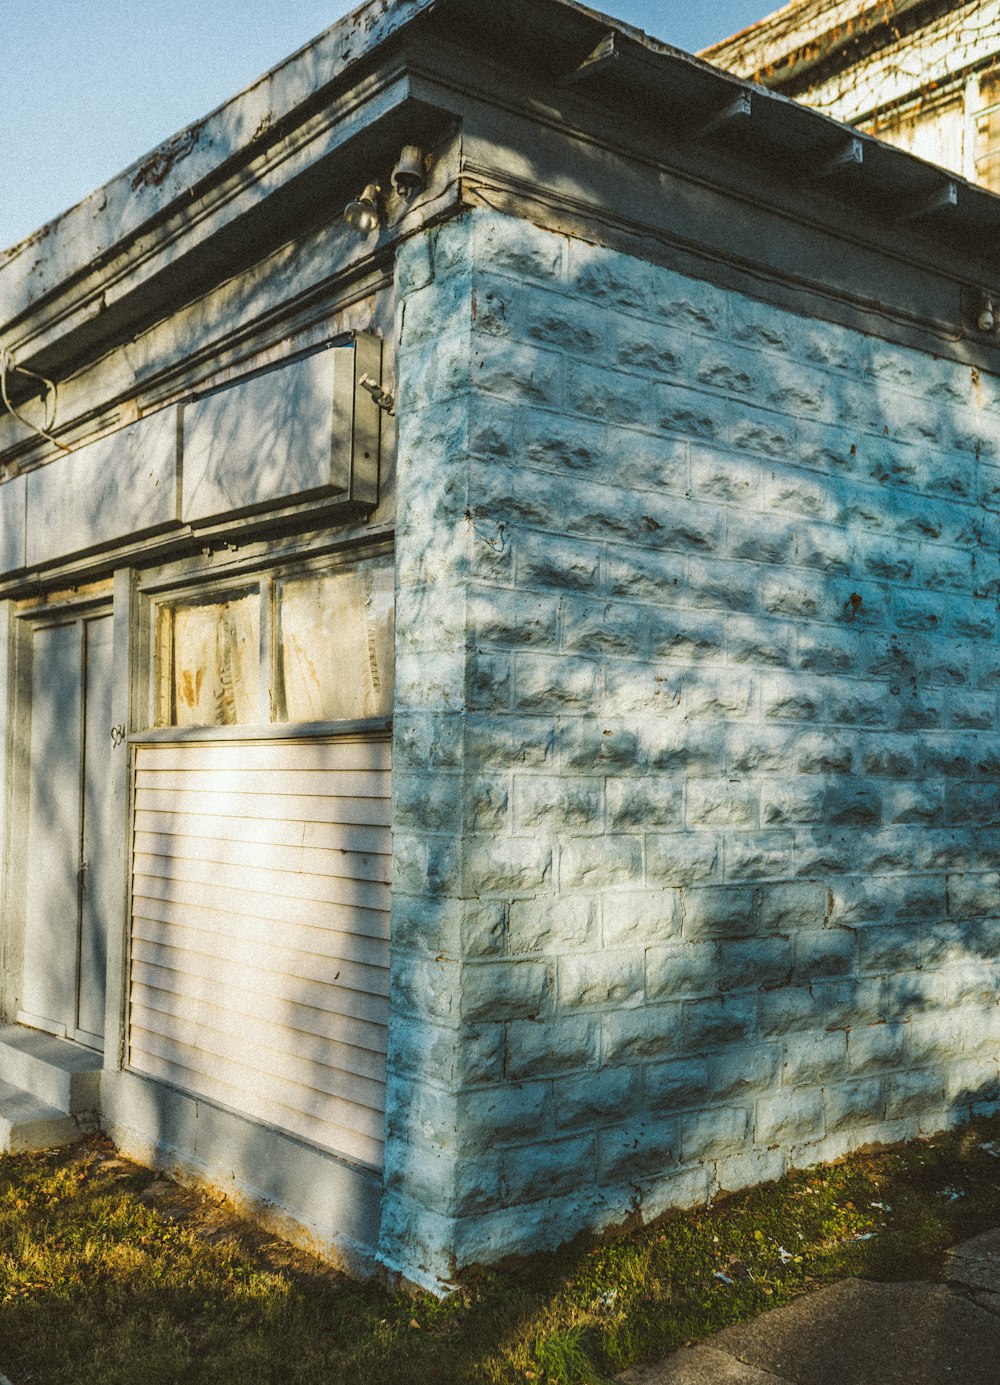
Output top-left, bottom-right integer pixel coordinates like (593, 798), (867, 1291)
(154, 552), (394, 729)
(277, 558), (394, 723)
(157, 591), (260, 727)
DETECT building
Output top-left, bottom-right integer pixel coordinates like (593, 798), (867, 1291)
(703, 0), (1000, 194)
(2, 0), (1000, 1291)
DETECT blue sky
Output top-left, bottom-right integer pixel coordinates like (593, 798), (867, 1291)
(0, 1), (768, 253)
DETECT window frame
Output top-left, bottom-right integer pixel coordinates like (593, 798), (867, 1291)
(142, 538), (394, 737)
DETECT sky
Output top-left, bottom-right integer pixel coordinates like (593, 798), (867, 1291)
(0, 1), (770, 254)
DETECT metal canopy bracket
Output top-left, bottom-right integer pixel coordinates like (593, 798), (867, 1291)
(812, 136), (865, 182)
(561, 30), (620, 86)
(897, 179), (959, 223)
(697, 89), (753, 141)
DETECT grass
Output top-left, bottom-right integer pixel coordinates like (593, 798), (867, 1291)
(3, 1119), (1000, 1384)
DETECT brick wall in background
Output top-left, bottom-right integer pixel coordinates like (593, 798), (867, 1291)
(380, 207), (1000, 1284)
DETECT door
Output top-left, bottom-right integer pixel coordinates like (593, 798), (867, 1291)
(22, 614), (114, 1049)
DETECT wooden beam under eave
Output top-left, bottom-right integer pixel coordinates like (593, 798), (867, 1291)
(561, 31), (619, 86)
(896, 179), (959, 223)
(811, 136), (865, 182)
(697, 89), (753, 141)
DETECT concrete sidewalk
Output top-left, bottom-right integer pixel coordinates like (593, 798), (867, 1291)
(621, 1229), (1000, 1384)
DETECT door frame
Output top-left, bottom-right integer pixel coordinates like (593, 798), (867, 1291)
(0, 577), (143, 1064)
(16, 598), (113, 1047)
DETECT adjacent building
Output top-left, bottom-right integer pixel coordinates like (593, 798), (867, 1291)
(704, 0), (1000, 193)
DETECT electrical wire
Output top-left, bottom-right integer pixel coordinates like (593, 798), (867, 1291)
(0, 348), (72, 454)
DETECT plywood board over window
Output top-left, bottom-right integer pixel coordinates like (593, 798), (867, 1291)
(153, 554), (393, 729)
(278, 562), (394, 723)
(158, 590), (261, 727)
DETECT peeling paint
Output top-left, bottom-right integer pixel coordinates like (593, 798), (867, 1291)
(131, 124), (207, 192)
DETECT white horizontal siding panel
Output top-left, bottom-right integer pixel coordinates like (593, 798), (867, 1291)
(134, 839), (391, 887)
(134, 863), (391, 917)
(131, 913), (389, 998)
(131, 895), (391, 970)
(129, 1002), (387, 1115)
(131, 935), (389, 1027)
(129, 1038), (384, 1169)
(134, 766), (391, 799)
(130, 1019), (385, 1147)
(134, 788), (392, 827)
(137, 738), (390, 773)
(136, 963), (388, 1061)
(134, 820), (390, 862)
(132, 883), (390, 944)
(129, 736), (391, 1170)
(134, 808), (308, 849)
(301, 817), (398, 850)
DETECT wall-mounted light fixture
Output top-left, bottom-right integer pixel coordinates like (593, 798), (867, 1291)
(344, 146), (425, 234)
(979, 292), (997, 334)
(344, 183), (382, 235)
(392, 145), (425, 198)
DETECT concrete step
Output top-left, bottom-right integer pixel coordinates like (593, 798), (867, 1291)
(0, 1077), (92, 1154)
(0, 1024), (101, 1115)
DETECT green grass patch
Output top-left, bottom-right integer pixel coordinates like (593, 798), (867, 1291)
(2, 1120), (1000, 1384)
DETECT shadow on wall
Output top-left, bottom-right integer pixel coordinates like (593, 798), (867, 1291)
(383, 200), (1000, 1270)
(17, 197), (1000, 1284)
(10, 342), (390, 1269)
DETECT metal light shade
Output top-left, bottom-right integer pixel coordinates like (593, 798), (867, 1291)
(392, 145), (425, 196)
(977, 289), (996, 334)
(344, 184), (381, 234)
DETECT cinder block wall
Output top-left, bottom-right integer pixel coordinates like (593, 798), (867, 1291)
(381, 207), (1000, 1285)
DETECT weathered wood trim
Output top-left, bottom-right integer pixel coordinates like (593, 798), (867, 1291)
(395, 41), (1000, 367)
(699, 0), (939, 91)
(351, 332), (385, 509)
(0, 603), (14, 1019)
(0, 121), (456, 485)
(258, 575), (277, 726)
(103, 569), (148, 1072)
(129, 717), (392, 746)
(0, 613), (32, 1022)
(135, 525), (395, 600)
(3, 71), (412, 362)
